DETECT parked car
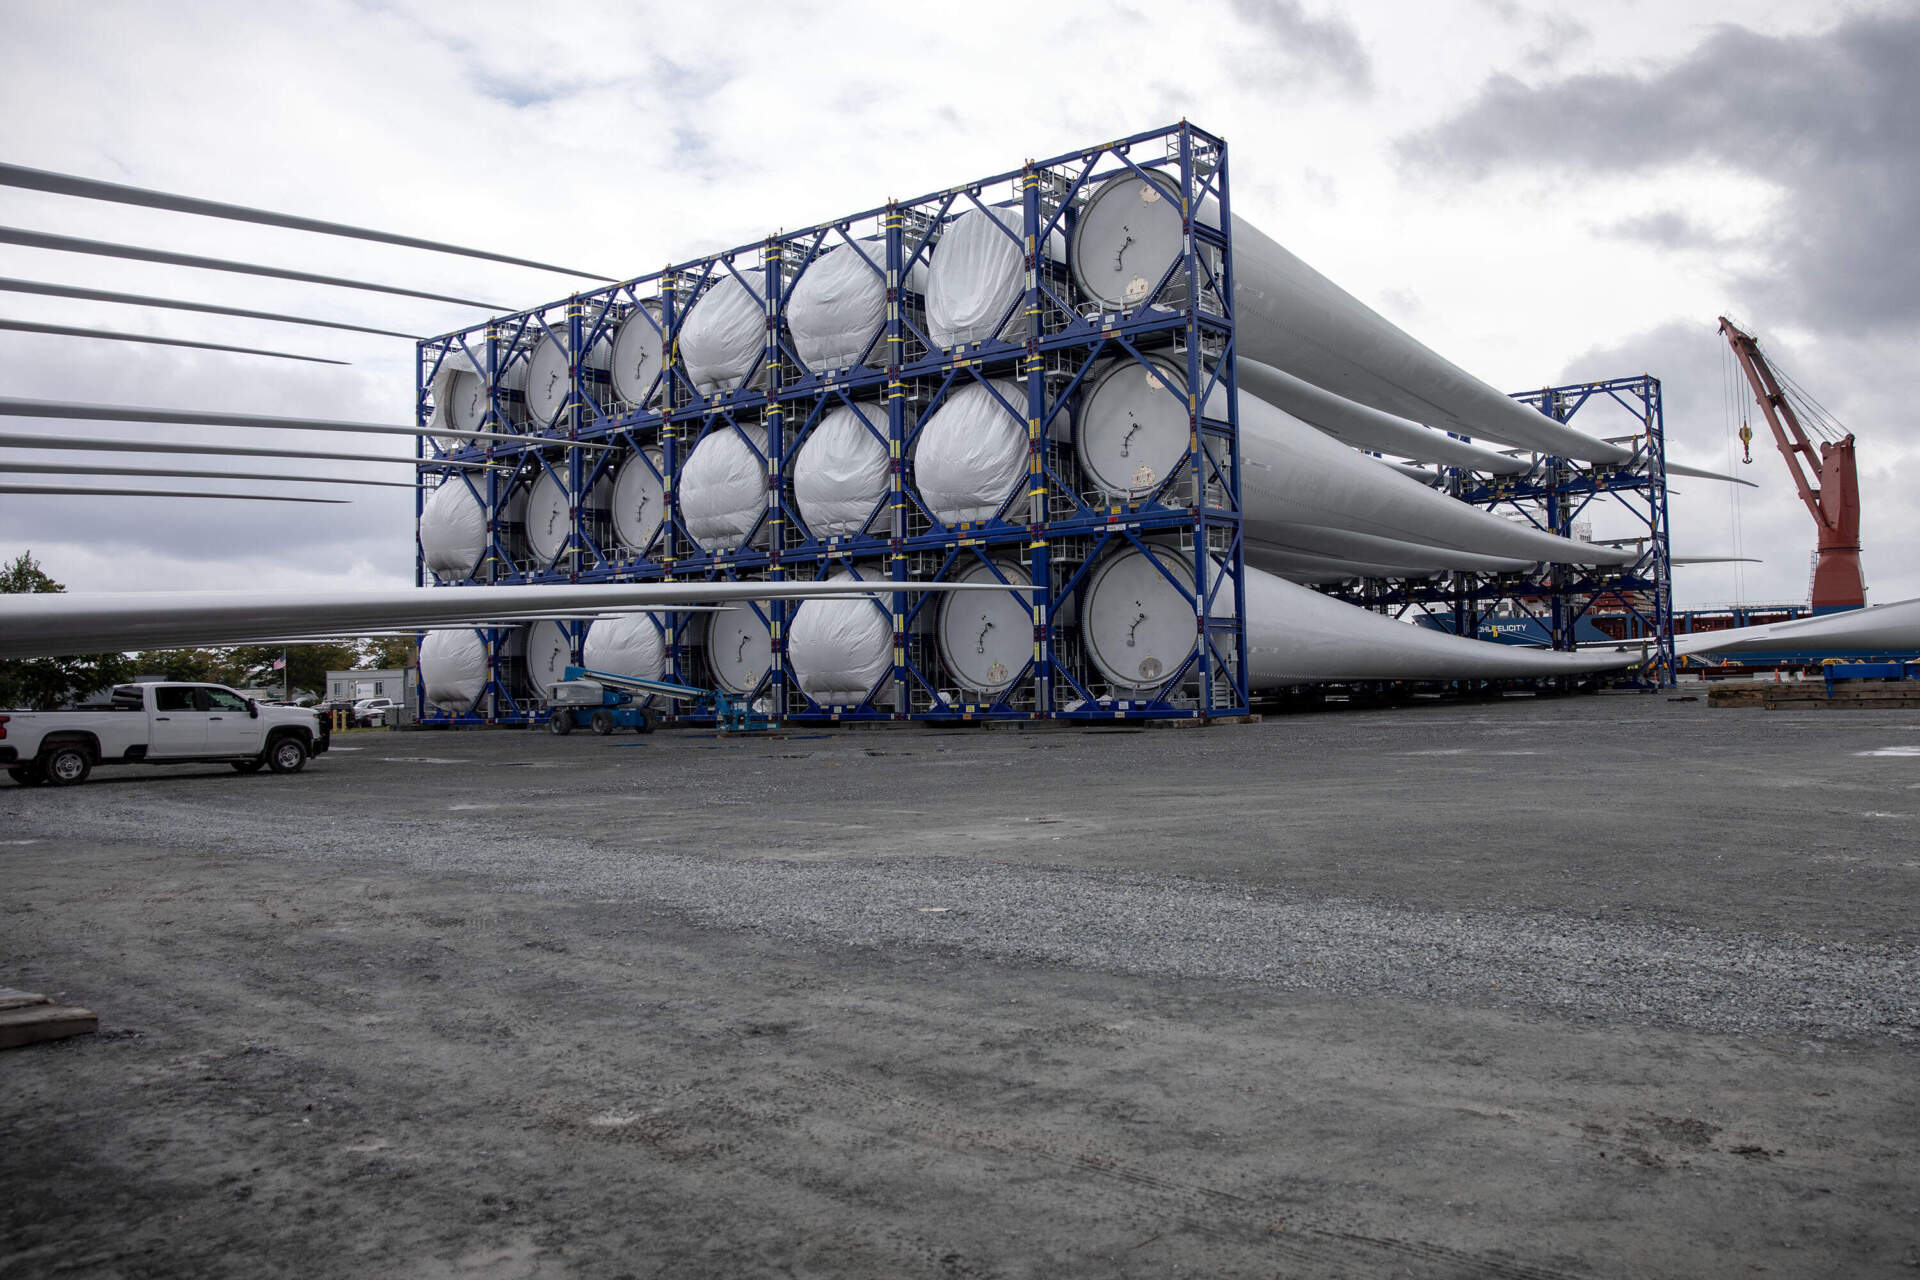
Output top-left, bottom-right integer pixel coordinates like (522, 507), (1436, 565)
(1, 681), (329, 787)
(350, 696), (396, 727)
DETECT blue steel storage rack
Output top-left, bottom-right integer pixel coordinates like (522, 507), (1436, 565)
(1329, 374), (1676, 689)
(413, 122), (1246, 726)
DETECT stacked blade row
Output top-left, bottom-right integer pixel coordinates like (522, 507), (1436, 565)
(413, 125), (1644, 722)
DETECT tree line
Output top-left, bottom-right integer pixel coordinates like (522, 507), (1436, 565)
(1, 551), (415, 710)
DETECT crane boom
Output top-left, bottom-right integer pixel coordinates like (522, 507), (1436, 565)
(1718, 316), (1865, 612)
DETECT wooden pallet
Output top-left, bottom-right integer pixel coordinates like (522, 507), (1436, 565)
(0, 987), (98, 1049)
(1708, 681), (1920, 710)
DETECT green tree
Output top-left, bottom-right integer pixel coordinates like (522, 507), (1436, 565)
(127, 648), (230, 683)
(0, 551), (136, 709)
(221, 643), (362, 700)
(361, 636), (417, 672)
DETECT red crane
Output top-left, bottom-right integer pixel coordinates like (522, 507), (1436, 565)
(1718, 316), (1866, 612)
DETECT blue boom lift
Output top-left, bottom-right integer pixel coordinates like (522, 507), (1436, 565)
(546, 665), (772, 735)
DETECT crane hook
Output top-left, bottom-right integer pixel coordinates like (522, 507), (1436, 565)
(1739, 420), (1753, 464)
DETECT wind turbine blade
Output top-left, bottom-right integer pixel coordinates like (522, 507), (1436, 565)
(0, 397), (614, 449)
(0, 460), (416, 488)
(0, 226), (506, 310)
(0, 483), (347, 503)
(0, 579), (1000, 659)
(215, 611), (738, 644)
(0, 428), (503, 469)
(0, 317), (346, 364)
(0, 276), (418, 339)
(0, 161), (613, 281)
(1678, 597), (1920, 657)
(1667, 460), (1758, 487)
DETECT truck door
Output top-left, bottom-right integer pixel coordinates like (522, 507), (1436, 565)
(203, 688), (259, 754)
(147, 686), (208, 756)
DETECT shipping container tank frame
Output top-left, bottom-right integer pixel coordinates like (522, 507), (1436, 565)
(407, 122), (1675, 721)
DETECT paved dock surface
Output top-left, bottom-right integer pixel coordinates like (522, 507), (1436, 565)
(3, 696), (1916, 1277)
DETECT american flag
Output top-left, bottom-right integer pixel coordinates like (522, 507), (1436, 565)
(271, 656), (286, 671)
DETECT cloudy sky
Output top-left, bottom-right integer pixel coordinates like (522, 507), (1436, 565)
(1, 0), (1912, 608)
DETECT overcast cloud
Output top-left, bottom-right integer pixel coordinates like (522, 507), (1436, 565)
(1, 0), (1911, 608)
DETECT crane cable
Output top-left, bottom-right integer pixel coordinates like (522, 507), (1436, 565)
(1721, 335), (1747, 604)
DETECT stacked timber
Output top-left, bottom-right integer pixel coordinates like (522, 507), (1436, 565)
(1708, 680), (1920, 710)
(0, 987), (97, 1048)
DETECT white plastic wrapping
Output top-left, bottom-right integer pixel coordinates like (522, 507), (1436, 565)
(418, 481), (488, 583)
(680, 268), (768, 394)
(926, 207), (1026, 348)
(419, 628), (492, 711)
(436, 350), (526, 435)
(611, 448), (665, 553)
(788, 570), (893, 708)
(427, 355), (480, 450)
(912, 379), (1027, 525)
(789, 238), (924, 373)
(680, 423), (770, 551)
(525, 619), (576, 696)
(611, 300), (667, 407)
(525, 317), (613, 427)
(935, 559), (1032, 695)
(794, 403), (889, 539)
(580, 614), (666, 682)
(703, 600), (773, 695)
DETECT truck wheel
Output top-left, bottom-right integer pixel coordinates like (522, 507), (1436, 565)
(41, 745), (92, 787)
(266, 735), (308, 774)
(590, 710), (616, 736)
(8, 765), (47, 788)
(232, 758), (267, 774)
(634, 711), (655, 735)
(548, 713), (573, 736)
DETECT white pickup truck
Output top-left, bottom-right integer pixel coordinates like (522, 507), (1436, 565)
(1, 681), (330, 787)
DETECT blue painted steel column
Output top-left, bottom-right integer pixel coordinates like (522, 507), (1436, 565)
(413, 345), (428, 592)
(658, 275), (686, 702)
(883, 208), (912, 716)
(566, 299), (584, 586)
(1180, 128), (1212, 718)
(1645, 377), (1677, 686)
(1214, 126), (1248, 718)
(762, 239), (790, 720)
(1020, 162), (1054, 717)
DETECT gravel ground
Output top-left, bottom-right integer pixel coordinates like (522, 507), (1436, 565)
(3, 694), (1917, 1277)
(23, 783), (1917, 1044)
